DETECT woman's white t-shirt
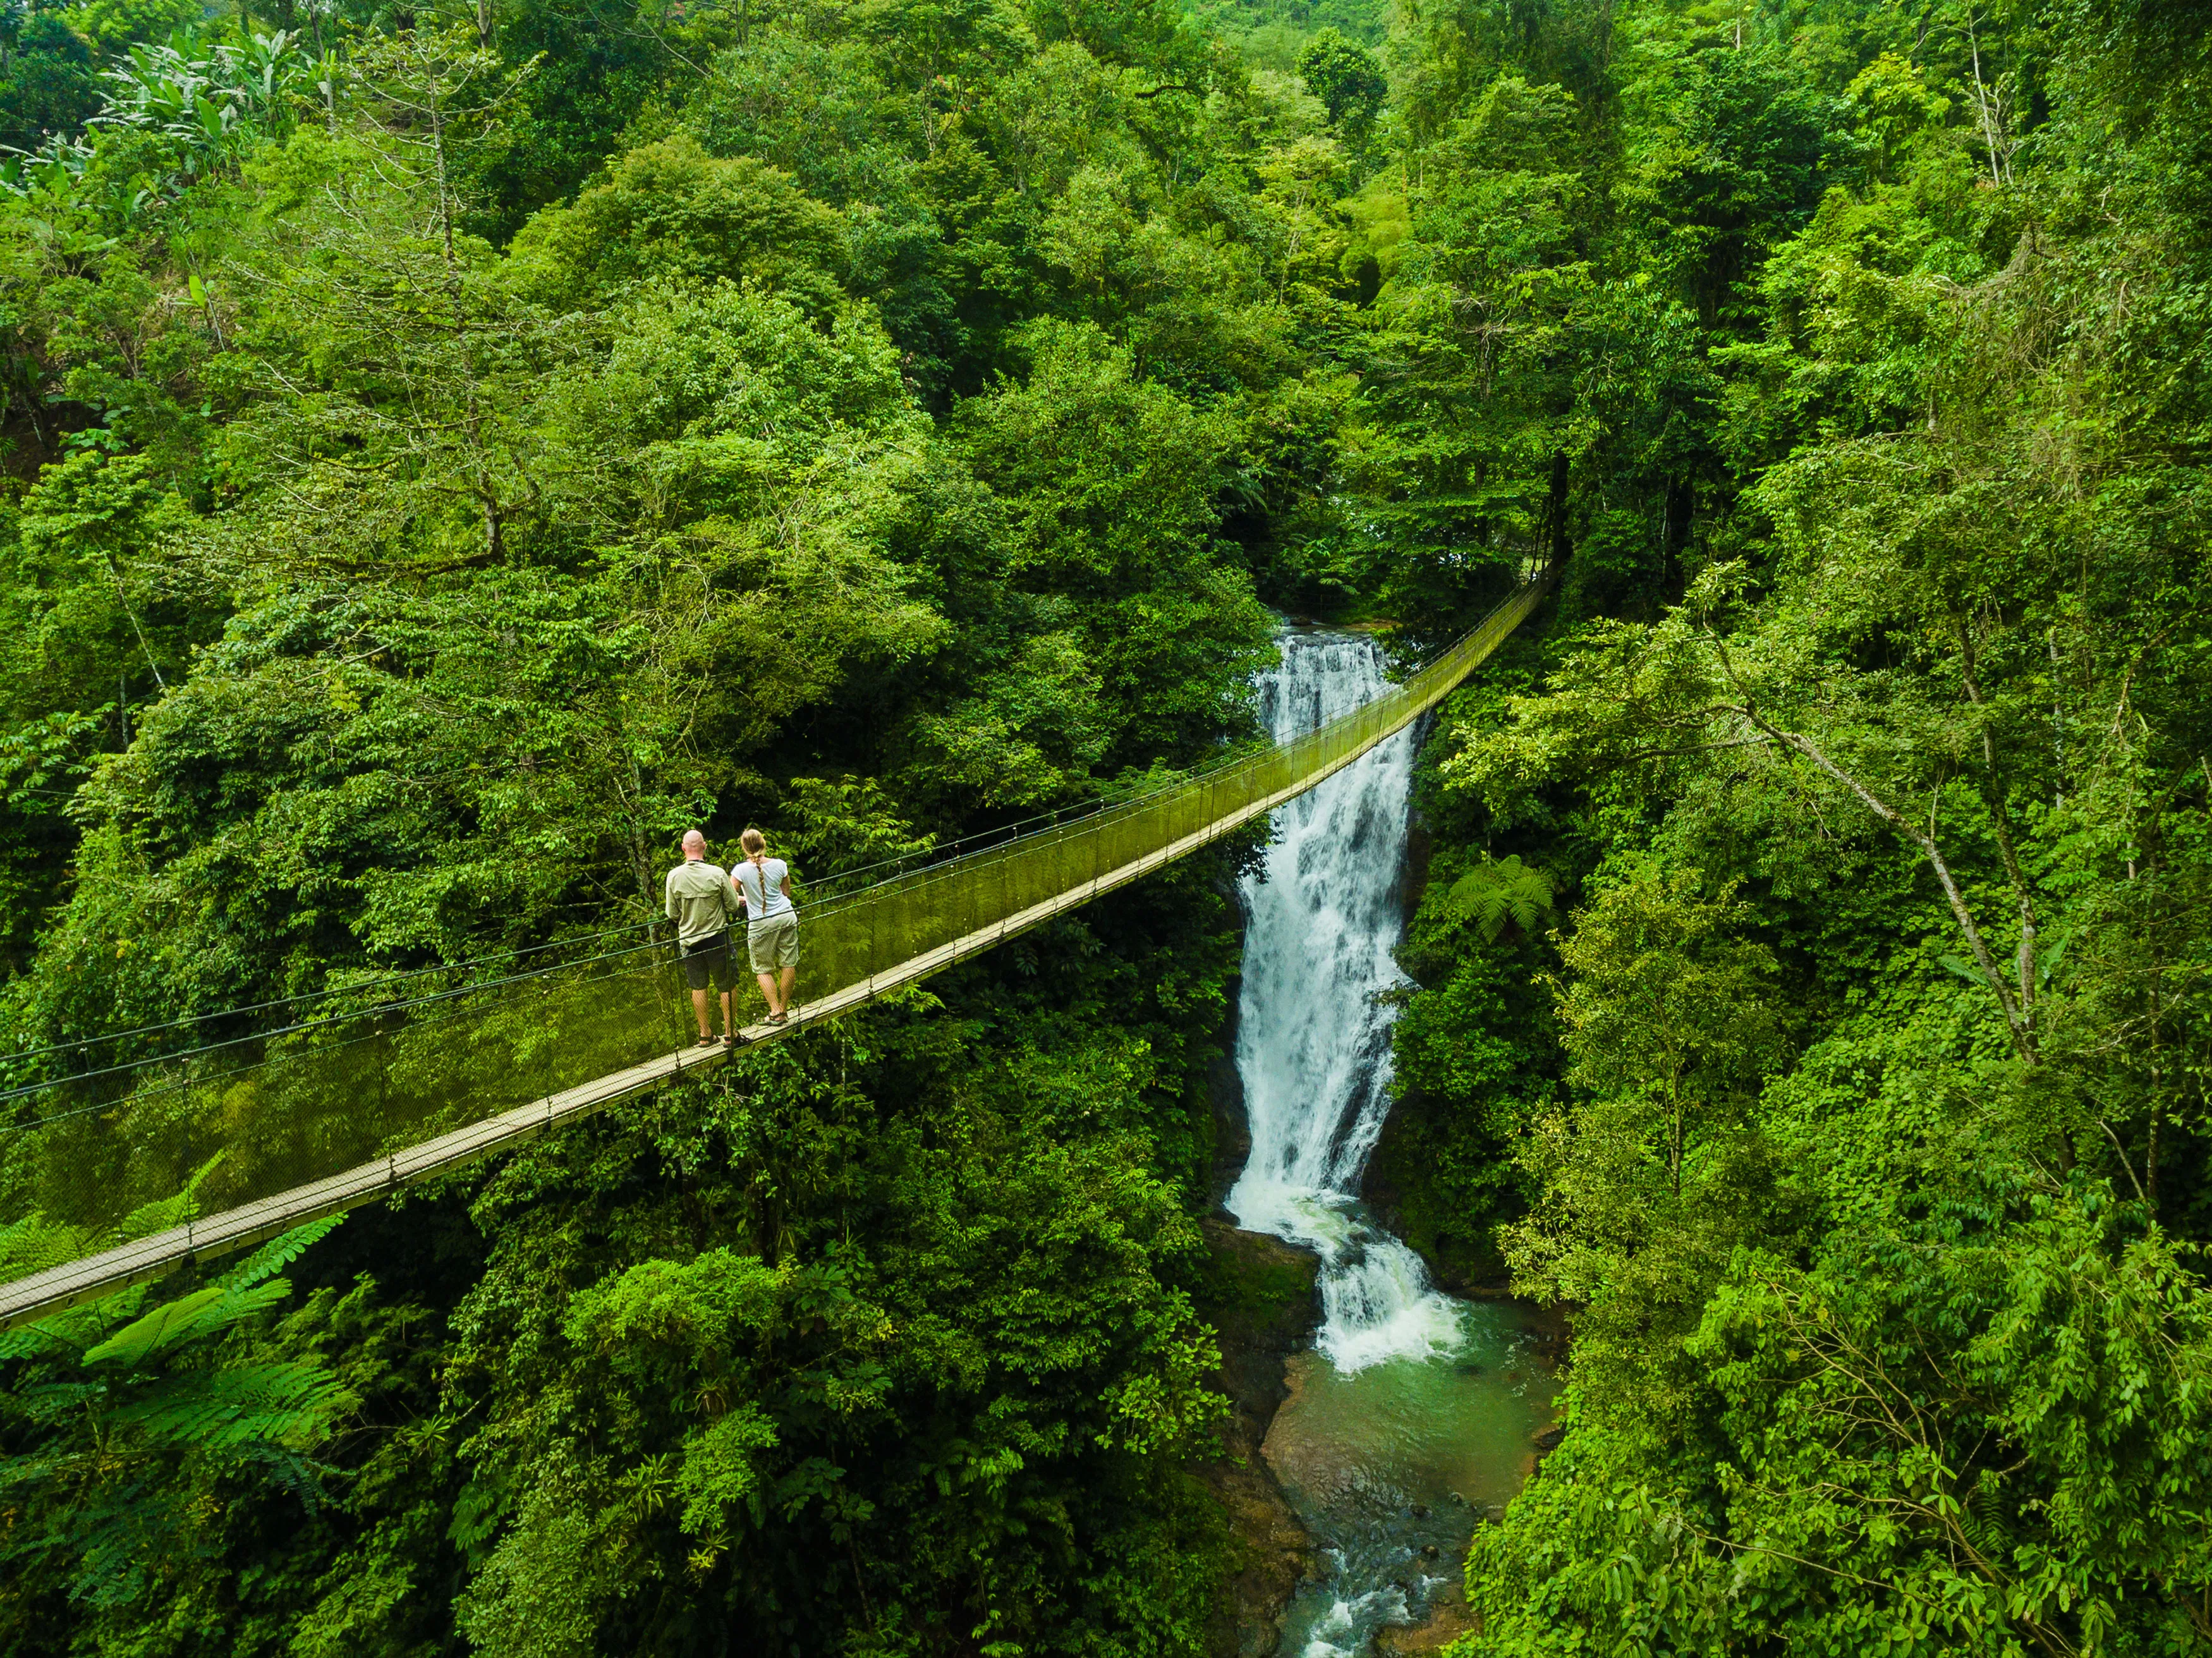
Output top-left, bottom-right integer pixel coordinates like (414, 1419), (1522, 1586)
(735, 856), (794, 920)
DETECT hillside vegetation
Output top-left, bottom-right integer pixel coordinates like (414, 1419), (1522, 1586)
(0, 0), (2207, 1652)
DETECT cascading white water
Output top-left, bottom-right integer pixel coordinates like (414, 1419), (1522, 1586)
(1226, 629), (1466, 1374)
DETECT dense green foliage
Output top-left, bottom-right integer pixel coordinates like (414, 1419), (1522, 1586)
(0, 0), (1366, 1647)
(3, 0), (2210, 1650)
(1371, 0), (2212, 1650)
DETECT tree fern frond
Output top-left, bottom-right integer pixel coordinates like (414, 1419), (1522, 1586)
(82, 1279), (293, 1370)
(1443, 855), (1558, 941)
(0, 1320), (84, 1363)
(81, 1289), (228, 1369)
(68, 1492), (203, 1609)
(111, 1153), (224, 1246)
(0, 1211), (90, 1279)
(220, 1214), (347, 1293)
(0, 1446), (89, 1496)
(233, 1441), (339, 1509)
(118, 1362), (355, 1452)
(13, 1381), (111, 1428)
(1961, 1469), (2014, 1560)
(0, 1281), (160, 1363)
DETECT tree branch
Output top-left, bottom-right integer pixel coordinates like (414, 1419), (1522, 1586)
(1955, 623), (2038, 1028)
(1728, 702), (2035, 1065)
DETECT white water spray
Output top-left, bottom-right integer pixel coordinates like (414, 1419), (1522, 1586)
(1226, 629), (1466, 1374)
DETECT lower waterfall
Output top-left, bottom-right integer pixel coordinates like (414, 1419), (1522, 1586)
(1226, 628), (1464, 1373)
(1225, 626), (1559, 1658)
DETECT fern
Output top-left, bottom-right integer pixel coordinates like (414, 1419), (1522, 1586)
(0, 1158), (239, 1364)
(118, 1358), (355, 1453)
(1443, 855), (1558, 941)
(0, 1212), (358, 1614)
(222, 1213), (347, 1291)
(109, 1152), (224, 1248)
(1960, 1468), (2014, 1561)
(0, 1210), (91, 1279)
(83, 1279), (294, 1368)
(78, 1217), (348, 1369)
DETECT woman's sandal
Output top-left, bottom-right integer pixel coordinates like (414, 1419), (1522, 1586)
(723, 1032), (743, 1049)
(767, 1011), (789, 1025)
(695, 1035), (717, 1048)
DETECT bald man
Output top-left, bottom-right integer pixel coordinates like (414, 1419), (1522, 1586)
(665, 829), (742, 1046)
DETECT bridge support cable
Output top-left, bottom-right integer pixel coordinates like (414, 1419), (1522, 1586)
(0, 576), (1550, 1328)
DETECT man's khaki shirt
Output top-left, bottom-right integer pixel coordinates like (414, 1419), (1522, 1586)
(665, 859), (738, 948)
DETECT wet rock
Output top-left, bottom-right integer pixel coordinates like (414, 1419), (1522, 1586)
(1533, 1425), (1565, 1452)
(1420, 1544), (1440, 1560)
(1409, 1503), (1430, 1520)
(1456, 1361), (1484, 1375)
(1192, 1220), (1321, 1657)
(1376, 1564), (1475, 1655)
(1447, 1490), (1468, 1507)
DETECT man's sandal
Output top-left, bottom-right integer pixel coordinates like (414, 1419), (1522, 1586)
(695, 1035), (717, 1047)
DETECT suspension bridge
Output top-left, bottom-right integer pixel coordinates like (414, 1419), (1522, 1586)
(0, 577), (1550, 1328)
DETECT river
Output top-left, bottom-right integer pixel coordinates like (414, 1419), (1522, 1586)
(1226, 626), (1557, 1657)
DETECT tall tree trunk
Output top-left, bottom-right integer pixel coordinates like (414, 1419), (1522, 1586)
(1663, 478), (1694, 585)
(1548, 449), (1572, 575)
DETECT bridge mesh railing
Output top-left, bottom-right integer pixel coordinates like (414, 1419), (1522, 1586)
(0, 580), (1545, 1252)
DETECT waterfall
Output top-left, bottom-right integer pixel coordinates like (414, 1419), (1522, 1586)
(1226, 628), (1466, 1374)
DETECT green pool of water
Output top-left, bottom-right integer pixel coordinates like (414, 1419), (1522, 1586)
(1262, 1299), (1559, 1656)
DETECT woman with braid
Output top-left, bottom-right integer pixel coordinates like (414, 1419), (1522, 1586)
(732, 827), (800, 1025)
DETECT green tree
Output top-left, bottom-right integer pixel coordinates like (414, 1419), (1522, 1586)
(1496, 863), (1786, 1425)
(951, 321), (1273, 779)
(1297, 27), (1385, 140)
(1354, 74), (1589, 628)
(0, 2), (98, 152)
(1550, 864), (1780, 1200)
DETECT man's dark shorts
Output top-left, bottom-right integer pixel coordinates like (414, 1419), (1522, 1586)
(682, 930), (740, 992)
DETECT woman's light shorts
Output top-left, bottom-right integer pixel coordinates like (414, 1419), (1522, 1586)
(747, 912), (800, 973)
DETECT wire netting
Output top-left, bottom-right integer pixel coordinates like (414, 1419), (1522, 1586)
(0, 579), (1546, 1253)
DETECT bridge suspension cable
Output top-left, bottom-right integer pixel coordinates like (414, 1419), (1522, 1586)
(0, 576), (1551, 1327)
(3, 763), (1306, 1089)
